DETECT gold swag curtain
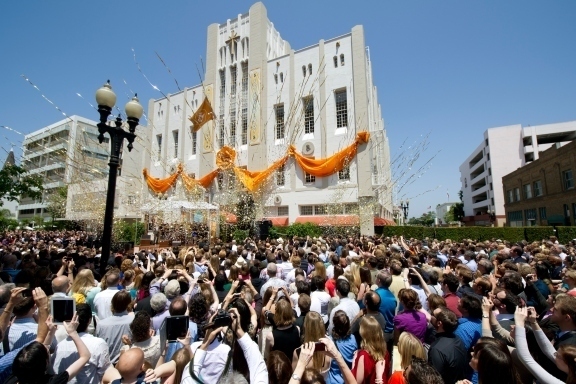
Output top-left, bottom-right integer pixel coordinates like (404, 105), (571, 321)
(288, 131), (370, 177)
(181, 169), (220, 190)
(142, 163), (182, 193)
(234, 155), (289, 192)
(142, 131), (370, 194)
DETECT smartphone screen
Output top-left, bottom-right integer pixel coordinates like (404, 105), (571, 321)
(166, 315), (189, 341)
(51, 298), (76, 324)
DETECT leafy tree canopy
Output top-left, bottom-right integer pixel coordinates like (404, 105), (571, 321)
(0, 165), (43, 206)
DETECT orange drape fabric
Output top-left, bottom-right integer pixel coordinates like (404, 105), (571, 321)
(142, 164), (182, 193)
(142, 131), (370, 194)
(181, 169), (220, 190)
(234, 155), (289, 192)
(288, 131), (369, 177)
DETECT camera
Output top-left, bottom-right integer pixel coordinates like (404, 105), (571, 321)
(211, 309), (232, 328)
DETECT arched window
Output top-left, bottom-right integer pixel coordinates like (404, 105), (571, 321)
(280, 72), (284, 83)
(302, 65), (306, 77)
(308, 64), (312, 76)
(333, 56), (338, 68)
(274, 74), (278, 84)
(340, 54), (345, 66)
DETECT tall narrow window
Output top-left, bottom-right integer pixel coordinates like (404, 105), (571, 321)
(340, 54), (345, 66)
(275, 104), (285, 140)
(338, 165), (350, 181)
(523, 183), (532, 199)
(533, 180), (542, 196)
(219, 119), (225, 148)
(308, 64), (312, 76)
(280, 72), (284, 83)
(302, 65), (306, 77)
(276, 164), (285, 186)
(230, 66), (237, 99)
(241, 62), (248, 145)
(219, 70), (226, 98)
(217, 173), (224, 190)
(172, 130), (179, 158)
(156, 135), (162, 161)
(335, 89), (348, 128)
(274, 74), (278, 84)
(230, 111), (236, 147)
(563, 170), (574, 190)
(303, 97), (314, 134)
(333, 56), (338, 68)
(192, 130), (197, 155)
(514, 187), (521, 202)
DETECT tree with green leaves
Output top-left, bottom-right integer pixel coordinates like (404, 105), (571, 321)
(0, 209), (18, 231)
(45, 186), (68, 222)
(408, 211), (436, 226)
(0, 165), (43, 206)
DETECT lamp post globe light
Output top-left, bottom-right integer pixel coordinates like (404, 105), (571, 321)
(95, 81), (143, 276)
(400, 200), (410, 223)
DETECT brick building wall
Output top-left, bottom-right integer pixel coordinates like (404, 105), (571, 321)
(503, 140), (576, 226)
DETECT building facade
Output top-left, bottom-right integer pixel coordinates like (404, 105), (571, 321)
(435, 202), (460, 225)
(143, 2), (392, 235)
(459, 121), (576, 226)
(503, 140), (576, 227)
(19, 115), (144, 222)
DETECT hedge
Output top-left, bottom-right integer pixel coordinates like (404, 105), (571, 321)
(379, 226), (576, 243)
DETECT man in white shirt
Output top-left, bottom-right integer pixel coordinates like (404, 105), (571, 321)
(51, 304), (110, 384)
(279, 251), (294, 281)
(310, 276), (331, 324)
(328, 279), (360, 334)
(93, 271), (121, 320)
(259, 263), (288, 297)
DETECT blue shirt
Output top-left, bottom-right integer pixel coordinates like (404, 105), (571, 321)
(0, 340), (34, 382)
(454, 317), (482, 351)
(327, 335), (357, 384)
(375, 287), (397, 334)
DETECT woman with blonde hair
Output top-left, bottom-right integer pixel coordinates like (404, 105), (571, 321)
(313, 261), (327, 281)
(352, 316), (389, 384)
(70, 268), (98, 306)
(387, 332), (426, 384)
(292, 312), (331, 376)
(344, 272), (359, 299)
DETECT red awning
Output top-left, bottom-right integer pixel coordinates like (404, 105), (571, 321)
(294, 215), (360, 226)
(374, 217), (396, 226)
(269, 217), (289, 226)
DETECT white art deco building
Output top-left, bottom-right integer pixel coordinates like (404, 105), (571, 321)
(143, 2), (392, 235)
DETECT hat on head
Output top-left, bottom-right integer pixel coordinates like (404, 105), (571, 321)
(277, 237), (284, 244)
(235, 256), (247, 268)
(164, 280), (181, 300)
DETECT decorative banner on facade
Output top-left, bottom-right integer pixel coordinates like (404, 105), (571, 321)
(181, 169), (220, 190)
(142, 131), (370, 194)
(142, 163), (182, 193)
(289, 131), (370, 177)
(188, 96), (215, 132)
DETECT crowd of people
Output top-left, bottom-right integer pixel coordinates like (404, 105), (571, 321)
(0, 229), (576, 384)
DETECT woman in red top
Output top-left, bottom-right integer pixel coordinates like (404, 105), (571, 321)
(352, 317), (389, 384)
(326, 265), (344, 297)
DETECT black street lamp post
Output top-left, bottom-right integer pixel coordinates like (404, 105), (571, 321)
(95, 81), (143, 276)
(400, 200), (410, 223)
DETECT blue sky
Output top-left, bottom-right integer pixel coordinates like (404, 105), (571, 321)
(1, 1), (575, 218)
